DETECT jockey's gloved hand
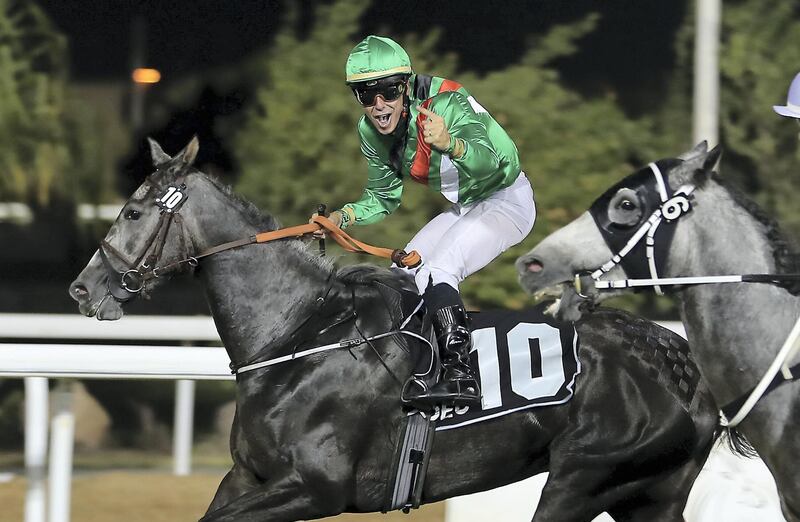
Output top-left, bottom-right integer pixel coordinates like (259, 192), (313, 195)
(309, 210), (344, 239)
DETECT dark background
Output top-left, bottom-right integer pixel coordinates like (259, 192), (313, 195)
(41, 0), (685, 113)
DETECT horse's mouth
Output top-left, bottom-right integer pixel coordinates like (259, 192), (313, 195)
(528, 283), (577, 318)
(528, 283), (562, 309)
(81, 295), (124, 321)
(518, 266), (571, 298)
(523, 280), (598, 322)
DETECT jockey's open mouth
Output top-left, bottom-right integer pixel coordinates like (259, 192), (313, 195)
(370, 110), (394, 130)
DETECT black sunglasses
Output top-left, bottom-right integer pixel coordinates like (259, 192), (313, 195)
(352, 81), (406, 107)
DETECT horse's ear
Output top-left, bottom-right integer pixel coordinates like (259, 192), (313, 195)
(177, 136), (200, 166)
(678, 141), (708, 161)
(688, 145), (722, 186)
(148, 137), (172, 167)
(703, 145), (722, 172)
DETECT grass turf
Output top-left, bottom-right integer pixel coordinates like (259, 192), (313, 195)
(0, 472), (445, 521)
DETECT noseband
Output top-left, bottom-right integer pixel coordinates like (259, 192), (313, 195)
(98, 172), (197, 304)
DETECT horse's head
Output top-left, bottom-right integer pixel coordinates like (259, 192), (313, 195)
(516, 141), (721, 320)
(69, 137), (202, 320)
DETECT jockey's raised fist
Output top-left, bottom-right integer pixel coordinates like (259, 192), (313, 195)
(418, 106), (451, 151)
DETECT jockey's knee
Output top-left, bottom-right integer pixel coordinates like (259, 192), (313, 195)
(413, 264), (461, 295)
(427, 266), (461, 292)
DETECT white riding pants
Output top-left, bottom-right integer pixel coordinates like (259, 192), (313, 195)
(403, 173), (536, 294)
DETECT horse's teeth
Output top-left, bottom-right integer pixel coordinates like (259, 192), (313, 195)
(533, 285), (564, 301)
(544, 299), (561, 317)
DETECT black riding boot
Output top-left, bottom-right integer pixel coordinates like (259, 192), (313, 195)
(404, 283), (481, 408)
(425, 304), (481, 406)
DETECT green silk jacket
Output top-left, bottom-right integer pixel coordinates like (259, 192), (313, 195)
(341, 75), (523, 225)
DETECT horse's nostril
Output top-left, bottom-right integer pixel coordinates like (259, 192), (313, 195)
(71, 283), (89, 299)
(526, 259), (544, 273)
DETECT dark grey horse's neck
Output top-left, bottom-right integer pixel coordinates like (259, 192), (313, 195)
(669, 183), (800, 405)
(202, 244), (334, 365)
(186, 177), (335, 365)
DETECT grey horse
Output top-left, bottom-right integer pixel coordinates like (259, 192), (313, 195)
(70, 138), (721, 521)
(516, 142), (800, 521)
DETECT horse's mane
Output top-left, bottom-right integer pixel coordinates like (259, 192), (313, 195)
(202, 172), (282, 231)
(711, 171), (800, 293)
(336, 264), (417, 293)
(190, 170), (345, 273)
(195, 170), (418, 293)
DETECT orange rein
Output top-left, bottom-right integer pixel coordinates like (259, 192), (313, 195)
(253, 216), (422, 268)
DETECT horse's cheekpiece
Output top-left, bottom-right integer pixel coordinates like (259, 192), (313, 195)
(421, 306), (579, 431)
(573, 271), (601, 300)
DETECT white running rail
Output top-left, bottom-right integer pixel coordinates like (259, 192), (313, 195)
(0, 314), (228, 522)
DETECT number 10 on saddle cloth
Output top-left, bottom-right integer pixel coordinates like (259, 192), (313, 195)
(430, 305), (579, 431)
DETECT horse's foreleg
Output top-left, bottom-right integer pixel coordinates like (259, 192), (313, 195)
(205, 464), (261, 515)
(606, 440), (709, 522)
(199, 472), (344, 522)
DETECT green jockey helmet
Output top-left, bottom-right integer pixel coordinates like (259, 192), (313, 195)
(345, 35), (412, 84)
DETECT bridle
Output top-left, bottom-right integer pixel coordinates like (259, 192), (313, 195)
(93, 166), (432, 383)
(98, 170), (198, 304)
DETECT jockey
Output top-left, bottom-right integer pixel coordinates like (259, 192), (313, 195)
(319, 35), (536, 407)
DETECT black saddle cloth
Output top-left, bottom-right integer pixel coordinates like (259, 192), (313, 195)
(372, 282), (580, 431)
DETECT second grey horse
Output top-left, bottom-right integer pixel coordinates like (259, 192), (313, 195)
(516, 142), (800, 521)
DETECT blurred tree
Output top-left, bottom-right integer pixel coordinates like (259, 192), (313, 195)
(0, 0), (69, 209)
(667, 0), (800, 239)
(717, 0), (800, 238)
(62, 84), (133, 207)
(233, 0), (665, 309)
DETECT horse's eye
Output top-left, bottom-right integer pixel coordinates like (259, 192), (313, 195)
(124, 209), (141, 220)
(608, 189), (643, 227)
